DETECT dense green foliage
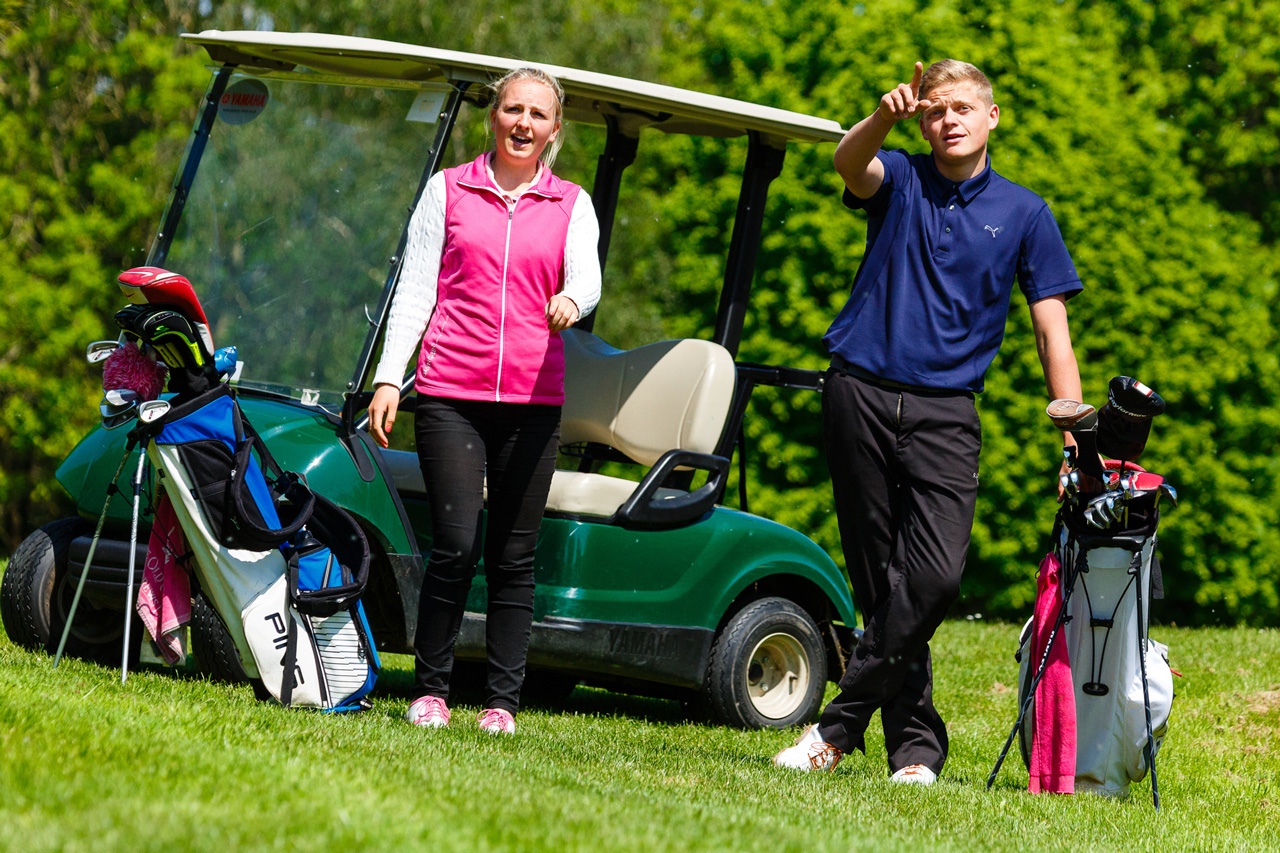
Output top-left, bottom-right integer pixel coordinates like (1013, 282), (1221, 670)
(1, 1), (1277, 623)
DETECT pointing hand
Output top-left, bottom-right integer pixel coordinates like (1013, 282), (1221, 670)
(878, 61), (933, 122)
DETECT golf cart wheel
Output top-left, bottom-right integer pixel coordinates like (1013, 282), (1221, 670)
(1, 517), (128, 663)
(189, 590), (252, 684)
(706, 597), (826, 729)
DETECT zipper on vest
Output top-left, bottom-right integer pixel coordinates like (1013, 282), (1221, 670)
(496, 201), (514, 402)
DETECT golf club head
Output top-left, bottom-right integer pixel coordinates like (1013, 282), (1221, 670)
(87, 340), (122, 365)
(100, 399), (139, 429)
(1103, 493), (1122, 523)
(118, 267), (215, 355)
(115, 304), (208, 369)
(1158, 482), (1178, 508)
(1097, 377), (1165, 462)
(137, 399), (172, 424)
(104, 388), (139, 408)
(1047, 399), (1098, 431)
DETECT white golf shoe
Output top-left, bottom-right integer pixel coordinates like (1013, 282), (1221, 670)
(889, 764), (937, 785)
(772, 724), (842, 771)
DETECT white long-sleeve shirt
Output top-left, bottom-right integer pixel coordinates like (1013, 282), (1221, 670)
(372, 167), (602, 389)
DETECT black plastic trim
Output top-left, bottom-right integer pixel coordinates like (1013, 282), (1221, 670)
(455, 614), (714, 689)
(612, 449), (730, 528)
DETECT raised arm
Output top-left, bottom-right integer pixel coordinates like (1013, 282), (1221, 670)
(835, 61), (933, 199)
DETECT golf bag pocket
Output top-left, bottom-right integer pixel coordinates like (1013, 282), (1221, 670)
(1124, 640), (1173, 781)
(243, 495), (379, 711)
(241, 574), (378, 711)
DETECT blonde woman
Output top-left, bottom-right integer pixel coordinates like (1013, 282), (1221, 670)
(369, 68), (601, 734)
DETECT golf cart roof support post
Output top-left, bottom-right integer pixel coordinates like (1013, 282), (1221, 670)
(345, 83), (469, 437)
(147, 65), (236, 267)
(712, 133), (786, 357)
(580, 116), (640, 334)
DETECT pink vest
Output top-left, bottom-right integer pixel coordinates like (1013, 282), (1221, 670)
(415, 154), (581, 405)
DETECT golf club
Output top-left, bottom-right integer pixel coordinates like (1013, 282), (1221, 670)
(121, 448), (148, 684)
(138, 399), (172, 424)
(1097, 376), (1166, 462)
(117, 266), (216, 358)
(86, 340), (122, 364)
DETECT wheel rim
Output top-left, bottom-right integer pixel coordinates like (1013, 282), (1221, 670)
(745, 631), (810, 719)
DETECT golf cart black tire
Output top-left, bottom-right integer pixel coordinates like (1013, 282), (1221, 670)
(705, 597), (827, 729)
(189, 590), (252, 684)
(1, 517), (128, 664)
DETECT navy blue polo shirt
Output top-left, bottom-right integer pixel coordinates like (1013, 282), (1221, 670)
(824, 149), (1082, 392)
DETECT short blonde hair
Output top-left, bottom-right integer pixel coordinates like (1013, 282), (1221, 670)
(919, 60), (994, 107)
(489, 67), (566, 168)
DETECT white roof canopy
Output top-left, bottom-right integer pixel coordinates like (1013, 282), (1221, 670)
(183, 31), (846, 146)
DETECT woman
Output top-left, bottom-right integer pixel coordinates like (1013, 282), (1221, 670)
(368, 68), (601, 734)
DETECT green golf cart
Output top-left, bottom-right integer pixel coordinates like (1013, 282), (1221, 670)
(1, 31), (857, 728)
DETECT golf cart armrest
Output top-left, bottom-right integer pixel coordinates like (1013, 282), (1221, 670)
(613, 450), (729, 529)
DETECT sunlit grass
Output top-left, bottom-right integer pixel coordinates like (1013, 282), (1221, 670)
(2, 599), (1276, 853)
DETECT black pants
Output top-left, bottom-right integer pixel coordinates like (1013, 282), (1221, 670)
(818, 368), (981, 775)
(411, 396), (561, 713)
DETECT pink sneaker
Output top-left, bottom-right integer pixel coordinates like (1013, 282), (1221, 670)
(477, 707), (516, 735)
(406, 695), (450, 728)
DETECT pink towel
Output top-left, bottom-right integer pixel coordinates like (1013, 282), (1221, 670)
(1029, 551), (1076, 794)
(136, 494), (192, 664)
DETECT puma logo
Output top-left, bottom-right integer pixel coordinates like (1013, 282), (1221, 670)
(984, 225), (1001, 238)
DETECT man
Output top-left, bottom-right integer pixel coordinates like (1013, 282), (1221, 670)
(773, 60), (1083, 785)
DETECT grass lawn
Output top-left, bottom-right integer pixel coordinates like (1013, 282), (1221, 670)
(1, 558), (1277, 852)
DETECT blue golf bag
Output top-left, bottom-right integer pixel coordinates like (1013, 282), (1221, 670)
(143, 384), (380, 711)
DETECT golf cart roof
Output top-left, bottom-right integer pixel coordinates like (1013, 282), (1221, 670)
(182, 31), (846, 146)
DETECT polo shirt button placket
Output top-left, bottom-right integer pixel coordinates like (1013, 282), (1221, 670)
(938, 191), (956, 254)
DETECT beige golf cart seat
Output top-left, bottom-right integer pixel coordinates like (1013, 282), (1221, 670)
(548, 329), (736, 521)
(380, 329), (736, 526)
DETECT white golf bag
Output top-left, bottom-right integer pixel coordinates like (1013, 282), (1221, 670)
(1015, 517), (1175, 797)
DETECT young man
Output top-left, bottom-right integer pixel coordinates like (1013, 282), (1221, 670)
(773, 60), (1083, 784)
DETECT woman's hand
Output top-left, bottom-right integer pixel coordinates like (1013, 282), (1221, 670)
(545, 294), (580, 332)
(367, 383), (402, 449)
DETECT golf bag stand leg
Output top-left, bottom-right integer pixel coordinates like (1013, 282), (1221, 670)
(1134, 557), (1160, 811)
(120, 448), (148, 684)
(987, 553), (1079, 789)
(53, 447), (133, 669)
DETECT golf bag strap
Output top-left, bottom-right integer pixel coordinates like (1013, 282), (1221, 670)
(235, 405), (293, 490)
(350, 604), (381, 673)
(224, 402), (315, 550)
(280, 567), (299, 708)
(229, 439), (315, 550)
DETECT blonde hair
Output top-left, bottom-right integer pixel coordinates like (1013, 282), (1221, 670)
(919, 60), (994, 107)
(488, 67), (566, 168)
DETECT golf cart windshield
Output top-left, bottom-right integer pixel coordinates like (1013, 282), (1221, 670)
(162, 71), (447, 407)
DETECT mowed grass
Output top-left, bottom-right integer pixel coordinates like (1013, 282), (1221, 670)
(1, 558), (1277, 852)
